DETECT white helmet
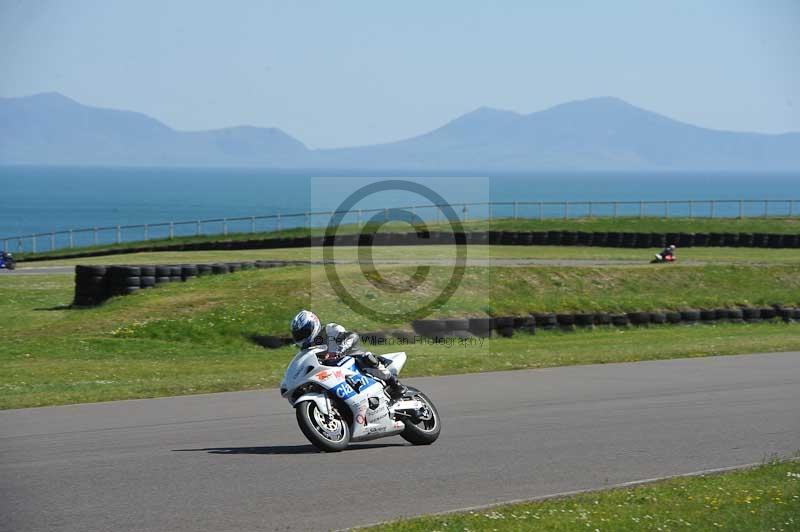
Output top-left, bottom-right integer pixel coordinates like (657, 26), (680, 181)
(670, 245), (676, 250)
(291, 310), (321, 348)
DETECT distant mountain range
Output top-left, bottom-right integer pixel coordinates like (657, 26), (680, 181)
(2, 92), (799, 171)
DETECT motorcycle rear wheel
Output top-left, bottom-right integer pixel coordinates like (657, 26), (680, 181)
(296, 400), (350, 452)
(400, 390), (441, 445)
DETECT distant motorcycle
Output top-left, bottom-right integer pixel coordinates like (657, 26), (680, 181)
(650, 253), (675, 264)
(0, 252), (15, 270)
(280, 346), (441, 452)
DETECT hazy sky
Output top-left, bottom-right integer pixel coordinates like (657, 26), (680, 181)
(1, 1), (799, 148)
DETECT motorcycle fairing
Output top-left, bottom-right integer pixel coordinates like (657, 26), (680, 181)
(281, 349), (405, 440)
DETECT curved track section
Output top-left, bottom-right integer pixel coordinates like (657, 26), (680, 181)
(1, 352), (799, 531)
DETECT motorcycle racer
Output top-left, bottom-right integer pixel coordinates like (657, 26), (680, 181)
(290, 309), (407, 399)
(654, 244), (676, 262)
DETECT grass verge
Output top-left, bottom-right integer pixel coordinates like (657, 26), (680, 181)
(366, 459), (800, 532)
(18, 244), (800, 267)
(3, 262), (800, 409)
(2, 322), (799, 409)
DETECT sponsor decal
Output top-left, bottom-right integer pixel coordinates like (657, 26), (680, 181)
(366, 426), (387, 434)
(356, 414), (367, 426)
(316, 370), (331, 381)
(368, 408), (389, 423)
(332, 381), (356, 400)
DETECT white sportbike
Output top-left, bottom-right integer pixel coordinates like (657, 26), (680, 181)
(280, 346), (441, 452)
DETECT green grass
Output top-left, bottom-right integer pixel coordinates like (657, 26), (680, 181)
(6, 263), (800, 335)
(368, 459), (800, 532)
(2, 263), (800, 408)
(20, 244), (800, 267)
(16, 216), (800, 261)
(3, 321), (800, 410)
(452, 216), (800, 234)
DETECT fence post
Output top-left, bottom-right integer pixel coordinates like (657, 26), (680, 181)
(68, 230), (73, 248)
(2, 239), (7, 252)
(666, 201), (670, 218)
(306, 212), (311, 230)
(277, 213), (282, 232)
(250, 217), (256, 233)
(791, 200), (795, 218)
(144, 224), (149, 241)
(538, 201), (543, 220)
(739, 200), (743, 220)
(689, 201), (693, 219)
(710, 201), (715, 219)
(222, 219), (227, 236)
(32, 234), (37, 253)
(384, 208), (388, 222)
(764, 200), (768, 217)
(196, 221), (201, 236)
(487, 203), (491, 223)
(462, 203), (468, 222)
(639, 201), (644, 218)
(588, 201), (593, 217)
(117, 225), (122, 243)
(168, 222), (174, 239)
(50, 233), (55, 250)
(513, 201), (517, 220)
(356, 210), (360, 227)
(613, 202), (618, 219)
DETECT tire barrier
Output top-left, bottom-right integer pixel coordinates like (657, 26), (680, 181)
(400, 304), (799, 340)
(27, 229), (800, 264)
(593, 312), (612, 326)
(556, 313), (576, 331)
(72, 260), (295, 306)
(611, 313), (630, 327)
(245, 303), (800, 348)
(533, 312), (558, 330)
(576, 232), (593, 246)
(753, 233), (769, 248)
(73, 265), (109, 306)
(627, 311), (651, 326)
(561, 231), (578, 246)
(650, 311), (666, 324)
(468, 317), (494, 337)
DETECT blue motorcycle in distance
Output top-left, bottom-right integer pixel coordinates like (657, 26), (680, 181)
(0, 251), (16, 270)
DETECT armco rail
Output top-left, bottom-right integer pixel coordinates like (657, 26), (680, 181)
(4, 198), (799, 253)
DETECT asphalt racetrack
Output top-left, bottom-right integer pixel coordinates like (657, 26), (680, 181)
(5, 257), (682, 276)
(2, 352), (799, 531)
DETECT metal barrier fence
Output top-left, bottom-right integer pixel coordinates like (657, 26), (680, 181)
(3, 199), (798, 253)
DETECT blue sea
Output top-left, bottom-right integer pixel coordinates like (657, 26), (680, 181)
(1, 166), (798, 251)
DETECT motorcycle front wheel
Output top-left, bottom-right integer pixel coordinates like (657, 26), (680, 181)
(400, 390), (441, 445)
(296, 400), (350, 452)
(6, 261), (15, 270)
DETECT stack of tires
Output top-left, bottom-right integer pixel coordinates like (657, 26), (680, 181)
(73, 259), (294, 307)
(108, 266), (142, 297)
(73, 265), (109, 306)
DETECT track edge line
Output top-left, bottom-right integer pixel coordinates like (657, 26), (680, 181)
(347, 457), (799, 531)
